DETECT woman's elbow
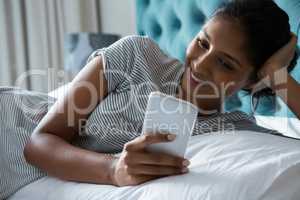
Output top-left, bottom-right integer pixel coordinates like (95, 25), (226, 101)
(23, 131), (44, 165)
(23, 135), (37, 165)
(23, 139), (33, 164)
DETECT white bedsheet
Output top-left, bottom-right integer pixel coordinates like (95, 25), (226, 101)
(9, 131), (300, 200)
(255, 115), (300, 139)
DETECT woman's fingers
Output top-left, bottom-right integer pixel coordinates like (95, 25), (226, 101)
(258, 32), (298, 80)
(272, 32), (297, 64)
(282, 33), (298, 62)
(290, 32), (298, 48)
(112, 133), (191, 186)
(126, 164), (188, 176)
(124, 133), (176, 152)
(123, 151), (189, 168)
(276, 33), (297, 55)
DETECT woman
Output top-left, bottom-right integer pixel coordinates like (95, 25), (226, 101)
(1, 0), (299, 198)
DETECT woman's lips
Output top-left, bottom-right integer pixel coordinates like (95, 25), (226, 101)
(191, 71), (202, 83)
(188, 67), (204, 87)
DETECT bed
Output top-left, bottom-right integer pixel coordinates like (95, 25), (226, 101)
(8, 130), (300, 200)
(8, 0), (300, 199)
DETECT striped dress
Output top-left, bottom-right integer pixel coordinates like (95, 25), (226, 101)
(0, 35), (280, 199)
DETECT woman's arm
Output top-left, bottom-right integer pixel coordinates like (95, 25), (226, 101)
(24, 54), (188, 186)
(24, 56), (116, 184)
(272, 71), (300, 119)
(258, 33), (300, 118)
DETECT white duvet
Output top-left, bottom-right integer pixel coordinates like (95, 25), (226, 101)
(9, 131), (300, 200)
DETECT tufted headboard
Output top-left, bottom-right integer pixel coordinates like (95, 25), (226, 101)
(136, 0), (300, 117)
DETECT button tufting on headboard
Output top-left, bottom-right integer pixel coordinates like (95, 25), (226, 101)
(136, 0), (225, 62)
(192, 9), (206, 24)
(148, 18), (162, 39)
(170, 17), (182, 31)
(143, 0), (150, 7)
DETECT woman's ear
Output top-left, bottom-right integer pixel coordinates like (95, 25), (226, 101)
(243, 81), (256, 90)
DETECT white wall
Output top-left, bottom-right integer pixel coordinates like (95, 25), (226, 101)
(99, 0), (137, 37)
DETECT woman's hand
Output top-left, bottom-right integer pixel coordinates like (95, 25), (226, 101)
(257, 33), (298, 89)
(110, 133), (190, 186)
(255, 33), (300, 120)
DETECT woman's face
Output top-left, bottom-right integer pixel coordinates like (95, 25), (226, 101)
(179, 17), (255, 114)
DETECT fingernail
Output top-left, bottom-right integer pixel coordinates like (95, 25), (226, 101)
(182, 167), (189, 173)
(182, 159), (190, 167)
(167, 134), (176, 141)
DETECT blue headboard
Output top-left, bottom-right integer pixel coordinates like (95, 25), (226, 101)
(136, 0), (300, 117)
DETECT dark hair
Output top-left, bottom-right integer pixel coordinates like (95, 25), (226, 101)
(212, 0), (299, 111)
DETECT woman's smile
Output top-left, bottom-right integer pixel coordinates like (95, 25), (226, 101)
(188, 67), (205, 88)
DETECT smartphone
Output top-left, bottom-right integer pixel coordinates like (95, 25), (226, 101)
(141, 91), (199, 157)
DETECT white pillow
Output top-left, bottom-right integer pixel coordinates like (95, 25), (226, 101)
(10, 131), (300, 200)
(255, 115), (300, 139)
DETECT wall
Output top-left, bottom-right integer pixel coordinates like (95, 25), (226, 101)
(99, 0), (137, 37)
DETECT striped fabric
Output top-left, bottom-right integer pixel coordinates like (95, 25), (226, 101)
(0, 36), (280, 199)
(0, 87), (55, 199)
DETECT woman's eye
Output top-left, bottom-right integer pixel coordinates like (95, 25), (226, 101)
(197, 39), (209, 50)
(217, 58), (234, 70)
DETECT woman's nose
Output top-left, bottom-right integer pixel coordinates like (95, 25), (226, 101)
(192, 54), (212, 77)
